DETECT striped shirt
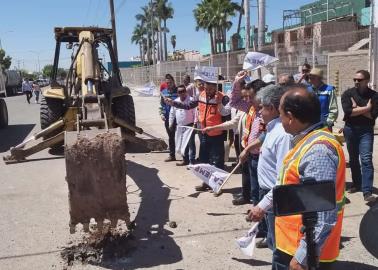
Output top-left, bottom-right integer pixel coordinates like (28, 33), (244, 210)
(230, 81), (262, 153)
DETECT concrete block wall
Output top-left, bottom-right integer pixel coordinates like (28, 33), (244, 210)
(328, 50), (369, 95)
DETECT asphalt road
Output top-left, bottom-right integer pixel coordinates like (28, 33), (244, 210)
(0, 92), (377, 270)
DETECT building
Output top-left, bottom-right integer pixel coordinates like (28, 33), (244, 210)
(270, 0), (370, 77)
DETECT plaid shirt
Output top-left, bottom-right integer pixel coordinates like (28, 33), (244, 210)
(292, 123), (340, 266)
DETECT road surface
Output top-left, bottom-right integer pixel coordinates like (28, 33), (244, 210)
(0, 92), (377, 270)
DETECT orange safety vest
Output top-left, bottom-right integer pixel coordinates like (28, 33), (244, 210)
(198, 91), (224, 136)
(242, 106), (256, 147)
(275, 127), (346, 263)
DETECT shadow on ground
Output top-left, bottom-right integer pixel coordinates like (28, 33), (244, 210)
(333, 261), (378, 269)
(231, 257), (271, 267)
(0, 124), (35, 153)
(95, 160), (183, 269)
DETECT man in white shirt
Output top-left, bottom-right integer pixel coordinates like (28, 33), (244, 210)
(169, 85), (196, 166)
(247, 84), (292, 250)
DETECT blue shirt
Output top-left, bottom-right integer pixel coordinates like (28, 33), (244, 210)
(22, 81), (32, 92)
(257, 117), (292, 211)
(159, 87), (178, 120)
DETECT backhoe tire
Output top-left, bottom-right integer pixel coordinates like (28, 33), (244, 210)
(112, 95), (136, 137)
(0, 99), (8, 129)
(40, 96), (65, 147)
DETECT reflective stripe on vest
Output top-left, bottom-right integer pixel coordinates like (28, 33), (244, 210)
(275, 127), (346, 262)
(242, 106), (256, 146)
(198, 91), (223, 136)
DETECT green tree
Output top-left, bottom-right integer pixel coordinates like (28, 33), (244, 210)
(136, 5), (152, 64)
(131, 24), (147, 65)
(57, 68), (67, 79)
(42, 64), (53, 78)
(194, 0), (240, 54)
(0, 49), (12, 70)
(156, 0), (174, 61)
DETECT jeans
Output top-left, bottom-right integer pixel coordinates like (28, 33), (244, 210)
(241, 161), (251, 201)
(272, 249), (333, 270)
(164, 119), (176, 158)
(199, 134), (225, 169)
(234, 134), (241, 158)
(260, 188), (275, 249)
(343, 124), (374, 195)
(34, 91), (40, 103)
(248, 155), (260, 204)
(183, 124), (196, 163)
(25, 91), (32, 104)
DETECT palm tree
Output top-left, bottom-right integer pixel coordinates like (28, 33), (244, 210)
(194, 0), (240, 54)
(135, 6), (151, 63)
(194, 0), (215, 55)
(170, 35), (176, 52)
(131, 24), (146, 65)
(156, 0), (174, 61)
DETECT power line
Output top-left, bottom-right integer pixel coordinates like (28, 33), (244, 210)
(84, 0), (93, 26)
(115, 0), (127, 14)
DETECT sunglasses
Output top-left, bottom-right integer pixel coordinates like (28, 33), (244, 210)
(177, 90), (186, 94)
(353, 78), (365, 82)
(302, 69), (310, 73)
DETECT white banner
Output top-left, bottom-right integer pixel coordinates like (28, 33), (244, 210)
(236, 222), (260, 257)
(188, 163), (229, 193)
(175, 126), (194, 157)
(133, 82), (159, 96)
(243, 52), (279, 71)
(194, 66), (219, 83)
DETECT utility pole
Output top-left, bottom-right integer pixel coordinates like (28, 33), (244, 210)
(150, 0), (156, 65)
(244, 0), (250, 53)
(109, 0), (118, 61)
(370, 0), (378, 88)
(257, 0), (266, 51)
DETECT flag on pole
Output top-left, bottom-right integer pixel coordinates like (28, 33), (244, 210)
(188, 163), (230, 193)
(175, 126), (195, 156)
(236, 222), (260, 257)
(243, 52), (279, 71)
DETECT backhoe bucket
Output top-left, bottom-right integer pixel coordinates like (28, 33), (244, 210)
(64, 128), (130, 233)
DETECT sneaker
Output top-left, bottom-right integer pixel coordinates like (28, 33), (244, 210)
(232, 197), (250, 206)
(164, 156), (176, 162)
(363, 192), (376, 202)
(195, 183), (211, 192)
(176, 161), (189, 166)
(256, 238), (268, 249)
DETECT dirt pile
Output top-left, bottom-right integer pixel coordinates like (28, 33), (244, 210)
(61, 231), (135, 266)
(65, 132), (130, 232)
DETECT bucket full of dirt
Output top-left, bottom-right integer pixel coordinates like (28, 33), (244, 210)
(65, 128), (130, 233)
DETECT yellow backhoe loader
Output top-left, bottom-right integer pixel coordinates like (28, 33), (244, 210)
(4, 27), (167, 233)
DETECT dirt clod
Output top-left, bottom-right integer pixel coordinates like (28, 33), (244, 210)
(168, 221), (177, 228)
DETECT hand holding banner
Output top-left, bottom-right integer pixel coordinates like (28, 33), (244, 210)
(236, 222), (260, 257)
(175, 126), (195, 156)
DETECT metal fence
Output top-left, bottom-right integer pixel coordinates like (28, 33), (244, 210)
(121, 26), (370, 95)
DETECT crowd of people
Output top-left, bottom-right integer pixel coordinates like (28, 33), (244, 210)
(159, 65), (378, 269)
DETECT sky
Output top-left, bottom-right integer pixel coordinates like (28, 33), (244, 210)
(0, 0), (311, 72)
